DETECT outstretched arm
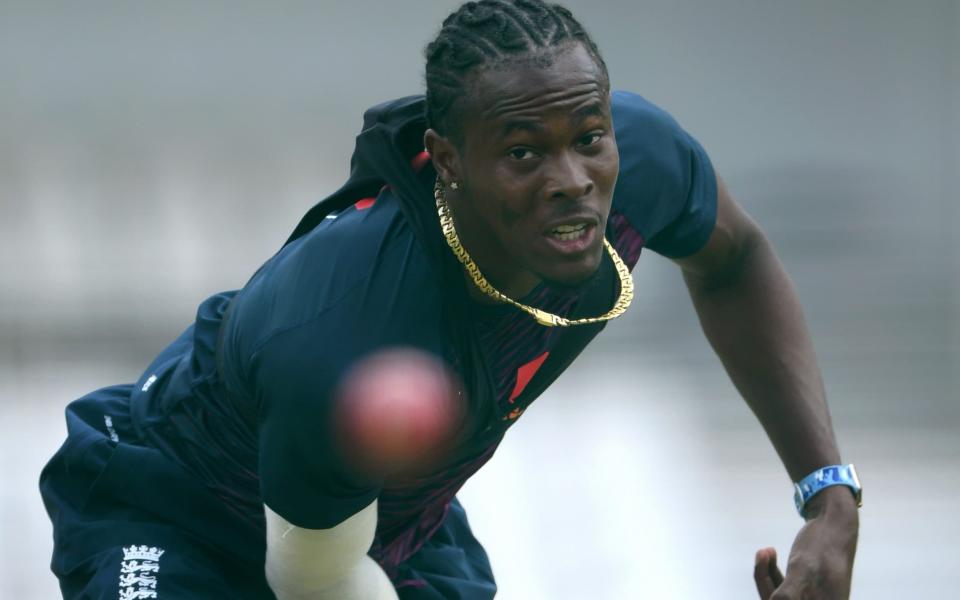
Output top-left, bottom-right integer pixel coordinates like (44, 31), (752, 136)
(672, 175), (859, 599)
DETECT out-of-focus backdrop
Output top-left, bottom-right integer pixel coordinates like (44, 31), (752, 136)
(1, 1), (957, 598)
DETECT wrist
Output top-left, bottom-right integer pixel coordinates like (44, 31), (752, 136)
(794, 463), (861, 519)
(803, 485), (859, 523)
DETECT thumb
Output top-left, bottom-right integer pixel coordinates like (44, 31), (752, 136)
(754, 547), (785, 599)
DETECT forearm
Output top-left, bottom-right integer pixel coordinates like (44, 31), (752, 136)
(264, 501), (399, 600)
(268, 555), (397, 600)
(683, 229), (840, 483)
(683, 179), (856, 597)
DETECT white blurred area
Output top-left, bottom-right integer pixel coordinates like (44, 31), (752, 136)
(1, 1), (957, 598)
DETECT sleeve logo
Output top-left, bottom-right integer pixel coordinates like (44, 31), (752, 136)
(119, 545), (165, 599)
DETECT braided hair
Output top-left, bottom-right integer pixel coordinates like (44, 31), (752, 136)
(424, 0), (609, 144)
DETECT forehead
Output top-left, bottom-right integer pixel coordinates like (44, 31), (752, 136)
(462, 44), (609, 136)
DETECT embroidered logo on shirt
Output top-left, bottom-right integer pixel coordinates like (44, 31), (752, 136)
(141, 374), (158, 393)
(119, 545), (165, 599)
(103, 415), (119, 443)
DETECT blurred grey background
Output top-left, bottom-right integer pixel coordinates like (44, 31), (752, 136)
(1, 1), (957, 598)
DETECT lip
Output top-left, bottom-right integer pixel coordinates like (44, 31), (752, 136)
(541, 221), (599, 256)
(542, 213), (600, 235)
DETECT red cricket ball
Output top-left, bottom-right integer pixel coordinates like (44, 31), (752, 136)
(332, 347), (464, 478)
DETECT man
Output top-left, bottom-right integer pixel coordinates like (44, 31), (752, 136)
(40, 1), (859, 598)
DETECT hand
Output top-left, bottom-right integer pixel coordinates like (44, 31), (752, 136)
(754, 487), (859, 599)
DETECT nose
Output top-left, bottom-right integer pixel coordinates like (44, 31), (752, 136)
(544, 151), (594, 201)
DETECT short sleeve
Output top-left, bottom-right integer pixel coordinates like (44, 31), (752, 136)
(253, 311), (382, 529)
(610, 90), (718, 258)
(223, 195), (446, 529)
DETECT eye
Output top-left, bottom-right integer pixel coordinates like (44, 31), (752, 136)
(578, 132), (604, 147)
(508, 147), (538, 161)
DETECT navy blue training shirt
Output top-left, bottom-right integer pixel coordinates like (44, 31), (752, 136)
(128, 90), (717, 577)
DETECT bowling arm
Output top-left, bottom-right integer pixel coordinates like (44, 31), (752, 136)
(264, 499), (398, 600)
(673, 174), (847, 485)
(674, 175), (857, 596)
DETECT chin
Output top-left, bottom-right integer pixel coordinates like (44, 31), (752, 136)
(538, 257), (604, 291)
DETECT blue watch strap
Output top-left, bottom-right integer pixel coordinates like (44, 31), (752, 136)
(793, 464), (862, 517)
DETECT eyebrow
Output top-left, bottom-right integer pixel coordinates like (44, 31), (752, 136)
(571, 102), (605, 122)
(497, 102), (606, 138)
(499, 119), (544, 138)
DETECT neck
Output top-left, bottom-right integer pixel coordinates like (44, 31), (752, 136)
(461, 269), (535, 305)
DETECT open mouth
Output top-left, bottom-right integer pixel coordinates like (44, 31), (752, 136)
(542, 220), (597, 256)
(549, 223), (589, 241)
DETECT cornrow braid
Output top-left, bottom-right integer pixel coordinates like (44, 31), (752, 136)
(424, 0), (608, 144)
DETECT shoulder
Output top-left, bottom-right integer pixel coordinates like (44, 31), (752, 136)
(610, 90), (700, 195)
(608, 90), (718, 258)
(611, 90), (683, 136)
(223, 190), (445, 381)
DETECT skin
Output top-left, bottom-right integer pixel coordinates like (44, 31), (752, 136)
(426, 44), (619, 298)
(680, 177), (859, 599)
(426, 42), (858, 598)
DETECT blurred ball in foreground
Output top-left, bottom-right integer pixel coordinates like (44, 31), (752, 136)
(332, 347), (465, 478)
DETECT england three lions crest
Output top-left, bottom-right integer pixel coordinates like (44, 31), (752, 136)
(119, 545), (165, 599)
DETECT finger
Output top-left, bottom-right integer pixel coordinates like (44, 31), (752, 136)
(767, 548), (784, 587)
(754, 547), (786, 597)
(754, 547), (779, 599)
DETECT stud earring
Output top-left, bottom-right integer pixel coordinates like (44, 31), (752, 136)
(450, 181), (460, 190)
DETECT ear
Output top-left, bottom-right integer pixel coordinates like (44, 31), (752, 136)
(424, 129), (461, 187)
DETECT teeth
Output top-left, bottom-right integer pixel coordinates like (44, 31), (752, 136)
(553, 224), (586, 233)
(555, 231), (583, 241)
(551, 225), (588, 241)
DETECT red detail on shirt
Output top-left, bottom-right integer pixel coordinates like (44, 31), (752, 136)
(508, 351), (549, 403)
(410, 151), (431, 173)
(354, 153), (428, 211)
(354, 197), (376, 210)
(504, 407), (524, 420)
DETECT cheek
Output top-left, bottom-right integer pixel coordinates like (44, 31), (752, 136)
(497, 196), (527, 231)
(461, 179), (527, 240)
(596, 143), (620, 192)
(495, 202), (528, 238)
(486, 168), (537, 231)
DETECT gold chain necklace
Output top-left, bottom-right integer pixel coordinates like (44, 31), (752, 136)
(434, 178), (634, 327)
